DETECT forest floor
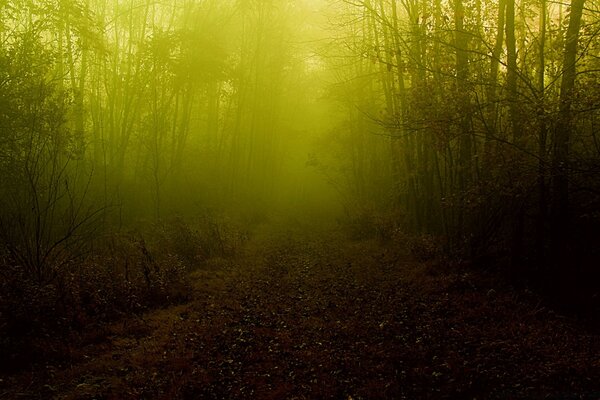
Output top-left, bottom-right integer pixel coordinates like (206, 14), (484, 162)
(1, 219), (599, 399)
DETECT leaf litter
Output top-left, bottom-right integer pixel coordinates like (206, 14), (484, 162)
(1, 224), (598, 399)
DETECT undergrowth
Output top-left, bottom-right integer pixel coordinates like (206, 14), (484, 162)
(0, 213), (246, 370)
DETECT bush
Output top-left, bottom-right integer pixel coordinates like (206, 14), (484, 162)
(409, 234), (443, 262)
(340, 205), (406, 241)
(0, 215), (246, 369)
(148, 214), (247, 266)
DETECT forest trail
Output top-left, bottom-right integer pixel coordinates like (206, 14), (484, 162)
(2, 220), (599, 399)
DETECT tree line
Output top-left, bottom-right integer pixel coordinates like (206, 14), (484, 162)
(1, 0), (598, 304)
(0, 0), (322, 283)
(323, 0), (599, 301)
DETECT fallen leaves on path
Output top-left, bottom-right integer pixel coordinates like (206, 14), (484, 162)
(1, 225), (598, 399)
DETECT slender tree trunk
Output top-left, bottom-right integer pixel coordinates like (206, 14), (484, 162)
(551, 0), (585, 288)
(487, 0), (505, 144)
(454, 0), (472, 248)
(505, 0), (525, 272)
(506, 0), (520, 142)
(389, 0), (405, 208)
(537, 0), (548, 269)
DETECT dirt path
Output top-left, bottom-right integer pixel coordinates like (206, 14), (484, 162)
(1, 223), (598, 399)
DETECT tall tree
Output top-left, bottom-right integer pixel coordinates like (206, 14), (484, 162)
(551, 0), (586, 283)
(536, 0), (548, 264)
(454, 0), (473, 244)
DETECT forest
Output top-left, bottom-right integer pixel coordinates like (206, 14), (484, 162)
(0, 0), (599, 398)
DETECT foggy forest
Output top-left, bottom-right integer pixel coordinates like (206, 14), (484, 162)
(0, 0), (599, 398)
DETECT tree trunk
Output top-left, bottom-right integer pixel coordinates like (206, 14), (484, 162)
(454, 0), (472, 248)
(537, 0), (548, 269)
(506, 0), (520, 142)
(551, 0), (585, 289)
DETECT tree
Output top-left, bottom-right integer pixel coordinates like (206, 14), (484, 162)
(551, 0), (586, 285)
(0, 30), (100, 283)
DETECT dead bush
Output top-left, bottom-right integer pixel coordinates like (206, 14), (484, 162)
(0, 214), (247, 370)
(148, 214), (247, 267)
(341, 206), (406, 241)
(409, 234), (443, 262)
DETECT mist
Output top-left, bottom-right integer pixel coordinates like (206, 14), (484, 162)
(1, 0), (599, 398)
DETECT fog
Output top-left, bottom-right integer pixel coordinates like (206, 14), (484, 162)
(1, 0), (599, 308)
(2, 0), (600, 397)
